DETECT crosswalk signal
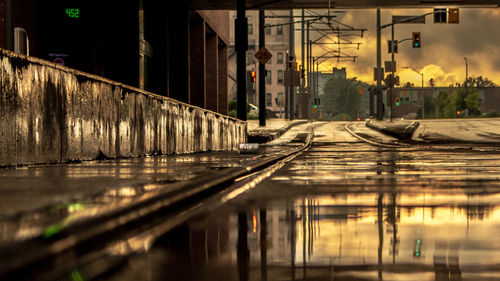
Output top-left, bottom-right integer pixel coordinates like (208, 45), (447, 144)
(250, 71), (256, 82)
(412, 32), (421, 48)
(395, 97), (400, 106)
(448, 8), (459, 24)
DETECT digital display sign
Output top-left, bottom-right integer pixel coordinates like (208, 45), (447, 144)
(66, 8), (80, 18)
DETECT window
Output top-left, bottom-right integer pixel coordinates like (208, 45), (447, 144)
(248, 24), (253, 35)
(247, 52), (254, 65)
(265, 27), (271, 35)
(277, 93), (284, 107)
(266, 93), (272, 107)
(277, 70), (284, 84)
(266, 70), (272, 84)
(277, 25), (283, 35)
(277, 52), (283, 64)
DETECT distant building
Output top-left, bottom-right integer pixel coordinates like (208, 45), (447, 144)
(228, 10), (291, 117)
(391, 87), (500, 118)
(332, 67), (347, 79)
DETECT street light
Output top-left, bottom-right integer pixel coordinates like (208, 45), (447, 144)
(402, 66), (424, 119)
(464, 57), (468, 88)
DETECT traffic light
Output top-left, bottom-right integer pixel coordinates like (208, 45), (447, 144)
(457, 110), (461, 116)
(434, 8), (447, 23)
(448, 8), (459, 24)
(413, 239), (423, 257)
(412, 32), (421, 48)
(395, 97), (400, 106)
(250, 71), (256, 82)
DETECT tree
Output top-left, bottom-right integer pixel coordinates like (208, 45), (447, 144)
(428, 78), (436, 88)
(322, 77), (364, 119)
(464, 76), (496, 88)
(465, 90), (480, 116)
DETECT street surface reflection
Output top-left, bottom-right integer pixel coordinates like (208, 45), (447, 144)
(108, 142), (500, 281)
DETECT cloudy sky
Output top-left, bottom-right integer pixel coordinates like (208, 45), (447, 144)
(294, 8), (500, 86)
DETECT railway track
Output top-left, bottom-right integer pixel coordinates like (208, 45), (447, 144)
(0, 126), (313, 281)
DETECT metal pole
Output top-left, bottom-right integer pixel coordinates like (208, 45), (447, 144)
(316, 61), (319, 117)
(306, 21), (310, 118)
(5, 0), (13, 51)
(301, 9), (305, 93)
(390, 24), (394, 122)
(258, 9), (266, 126)
(285, 50), (289, 119)
(289, 9), (295, 120)
(376, 8), (382, 120)
(236, 0), (248, 121)
(421, 73), (424, 119)
(464, 57), (468, 85)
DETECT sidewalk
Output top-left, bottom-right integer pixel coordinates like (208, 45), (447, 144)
(247, 119), (308, 143)
(366, 118), (500, 143)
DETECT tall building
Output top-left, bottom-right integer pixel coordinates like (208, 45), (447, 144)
(228, 10), (291, 118)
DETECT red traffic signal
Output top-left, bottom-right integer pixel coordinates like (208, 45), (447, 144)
(250, 71), (256, 82)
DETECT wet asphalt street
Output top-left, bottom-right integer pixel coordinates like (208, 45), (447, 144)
(101, 121), (500, 281)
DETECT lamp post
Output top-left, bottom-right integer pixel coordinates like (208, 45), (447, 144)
(403, 67), (424, 119)
(464, 57), (468, 85)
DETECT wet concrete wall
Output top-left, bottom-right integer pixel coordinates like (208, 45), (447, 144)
(0, 49), (246, 166)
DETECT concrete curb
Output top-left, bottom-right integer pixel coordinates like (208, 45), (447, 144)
(248, 120), (308, 143)
(366, 120), (420, 140)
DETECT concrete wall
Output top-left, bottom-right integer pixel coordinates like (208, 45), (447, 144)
(0, 49), (246, 167)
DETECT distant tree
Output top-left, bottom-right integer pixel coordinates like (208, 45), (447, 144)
(464, 76), (496, 88)
(403, 82), (413, 88)
(465, 90), (480, 116)
(323, 77), (364, 119)
(428, 78), (436, 88)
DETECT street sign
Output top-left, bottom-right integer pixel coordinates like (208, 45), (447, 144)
(385, 61), (396, 72)
(387, 40), (398, 54)
(284, 70), (300, 87)
(392, 15), (426, 24)
(255, 47), (272, 65)
(373, 67), (384, 81)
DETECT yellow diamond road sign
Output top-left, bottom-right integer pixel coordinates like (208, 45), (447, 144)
(255, 47), (272, 65)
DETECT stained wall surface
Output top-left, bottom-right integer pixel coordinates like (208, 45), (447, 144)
(0, 49), (246, 166)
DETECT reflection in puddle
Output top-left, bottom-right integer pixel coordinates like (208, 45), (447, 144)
(107, 144), (500, 281)
(107, 191), (500, 281)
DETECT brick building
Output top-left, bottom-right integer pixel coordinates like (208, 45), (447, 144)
(0, 0), (229, 114)
(228, 10), (291, 117)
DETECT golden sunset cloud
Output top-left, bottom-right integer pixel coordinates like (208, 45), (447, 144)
(295, 8), (500, 86)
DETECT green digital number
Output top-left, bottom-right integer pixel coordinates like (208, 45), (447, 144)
(66, 8), (80, 18)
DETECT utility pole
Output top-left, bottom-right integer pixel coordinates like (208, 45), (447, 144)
(464, 57), (468, 88)
(258, 9), (266, 126)
(390, 23), (394, 122)
(236, 0), (248, 121)
(376, 8), (383, 120)
(285, 49), (290, 119)
(5, 0), (13, 51)
(306, 21), (310, 118)
(289, 9), (295, 120)
(301, 9), (305, 106)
